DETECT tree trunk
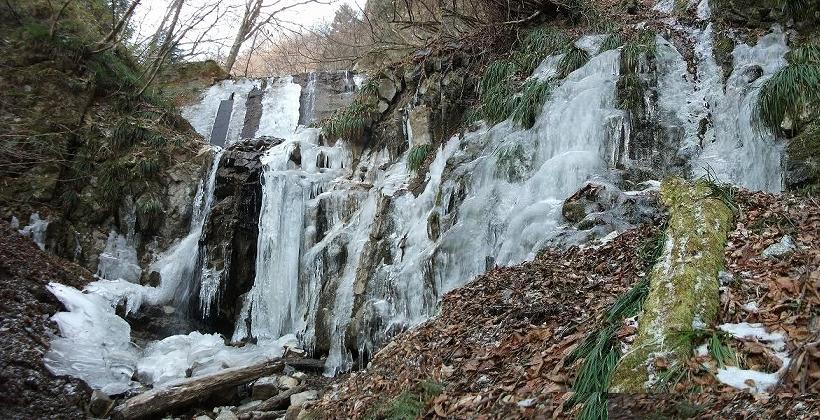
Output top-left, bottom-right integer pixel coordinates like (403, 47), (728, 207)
(609, 177), (734, 392)
(112, 359), (285, 419)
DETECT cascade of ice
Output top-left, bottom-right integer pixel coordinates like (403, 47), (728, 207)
(300, 72), (318, 124)
(182, 79), (261, 144)
(160, 146), (225, 310)
(693, 28), (788, 191)
(226, 50), (623, 375)
(651, 1), (788, 191)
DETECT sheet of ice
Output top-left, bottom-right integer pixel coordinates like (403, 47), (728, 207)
(96, 231), (142, 283)
(654, 18), (788, 192)
(694, 29), (788, 191)
(182, 79), (260, 143)
(137, 332), (298, 387)
(715, 322), (790, 393)
(18, 212), (48, 250)
(44, 282), (141, 395)
(256, 76), (302, 138)
(234, 50), (625, 375)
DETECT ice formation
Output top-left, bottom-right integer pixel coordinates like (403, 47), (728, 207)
(18, 212), (48, 250)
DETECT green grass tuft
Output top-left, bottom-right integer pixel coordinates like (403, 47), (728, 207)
(786, 44), (820, 65)
(600, 33), (623, 52)
(700, 167), (740, 217)
(511, 79), (552, 128)
(367, 380), (443, 420)
(408, 144), (433, 172)
(557, 46), (591, 79)
(755, 63), (820, 133)
(568, 324), (619, 409)
(621, 31), (657, 75)
(320, 78), (380, 141)
(514, 27), (570, 74)
(616, 73), (646, 115)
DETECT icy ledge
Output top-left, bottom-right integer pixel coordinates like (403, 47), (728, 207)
(44, 281), (298, 395)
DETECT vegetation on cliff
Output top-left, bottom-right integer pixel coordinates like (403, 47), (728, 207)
(0, 0), (212, 267)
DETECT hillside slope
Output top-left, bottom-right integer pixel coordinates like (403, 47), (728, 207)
(312, 190), (819, 418)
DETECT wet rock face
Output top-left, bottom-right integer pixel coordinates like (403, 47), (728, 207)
(198, 138), (281, 334)
(551, 181), (661, 247)
(293, 71), (357, 126)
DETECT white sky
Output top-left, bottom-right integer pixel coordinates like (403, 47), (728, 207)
(132, 0), (363, 61)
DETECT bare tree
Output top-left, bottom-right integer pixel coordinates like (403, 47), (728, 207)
(96, 0), (142, 51)
(45, 0), (75, 37)
(223, 0), (327, 73)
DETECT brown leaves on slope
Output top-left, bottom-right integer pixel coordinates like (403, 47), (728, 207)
(314, 225), (657, 418)
(313, 191), (819, 419)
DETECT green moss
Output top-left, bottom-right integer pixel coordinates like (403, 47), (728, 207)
(609, 178), (734, 392)
(713, 31), (736, 81)
(562, 201), (587, 224)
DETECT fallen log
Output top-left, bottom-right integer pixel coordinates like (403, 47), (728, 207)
(113, 359), (285, 419)
(609, 177), (734, 392)
(283, 357), (324, 373)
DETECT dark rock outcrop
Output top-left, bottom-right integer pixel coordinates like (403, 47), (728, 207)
(196, 138), (281, 334)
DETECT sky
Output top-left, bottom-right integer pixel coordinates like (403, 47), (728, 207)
(132, 0), (363, 61)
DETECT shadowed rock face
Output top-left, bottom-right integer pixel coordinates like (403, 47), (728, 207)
(196, 137), (281, 335)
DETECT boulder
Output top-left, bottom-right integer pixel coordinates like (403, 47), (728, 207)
(252, 376), (280, 400)
(277, 375), (300, 389)
(377, 78), (398, 102)
(89, 390), (114, 418)
(289, 390), (318, 408)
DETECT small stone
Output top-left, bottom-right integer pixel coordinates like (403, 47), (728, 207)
(517, 398), (536, 408)
(289, 390), (319, 407)
(89, 390), (114, 417)
(377, 78), (397, 101)
(291, 371), (307, 381)
(194, 416), (212, 420)
(253, 376), (280, 400)
(215, 408), (238, 420)
(278, 375), (300, 389)
(762, 235), (796, 259)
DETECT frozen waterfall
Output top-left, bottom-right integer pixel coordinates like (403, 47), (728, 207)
(43, 5), (792, 395)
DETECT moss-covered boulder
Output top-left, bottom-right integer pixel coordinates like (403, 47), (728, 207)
(609, 177), (734, 392)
